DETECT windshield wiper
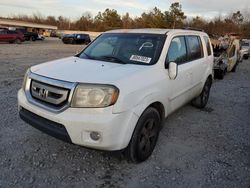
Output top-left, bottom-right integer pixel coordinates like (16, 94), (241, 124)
(82, 52), (96, 60)
(99, 55), (127, 64)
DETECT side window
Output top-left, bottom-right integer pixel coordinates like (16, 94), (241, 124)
(228, 45), (236, 58)
(0, 30), (7, 35)
(204, 36), (212, 56)
(186, 36), (204, 61)
(166, 36), (187, 65)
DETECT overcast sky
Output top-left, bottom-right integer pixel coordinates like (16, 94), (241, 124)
(0, 0), (249, 20)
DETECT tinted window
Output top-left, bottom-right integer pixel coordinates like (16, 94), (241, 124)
(186, 36), (204, 61)
(166, 36), (187, 64)
(7, 30), (17, 34)
(204, 36), (212, 56)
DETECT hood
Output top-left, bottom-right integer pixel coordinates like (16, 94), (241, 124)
(240, 48), (249, 53)
(31, 56), (148, 84)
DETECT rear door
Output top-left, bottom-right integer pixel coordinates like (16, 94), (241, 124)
(185, 35), (206, 96)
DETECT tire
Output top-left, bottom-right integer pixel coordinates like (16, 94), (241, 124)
(243, 54), (248, 60)
(231, 63), (238, 72)
(30, 36), (35, 41)
(216, 70), (224, 80)
(15, 39), (21, 44)
(125, 107), (161, 163)
(191, 78), (212, 109)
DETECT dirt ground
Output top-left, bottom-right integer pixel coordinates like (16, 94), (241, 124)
(0, 38), (249, 188)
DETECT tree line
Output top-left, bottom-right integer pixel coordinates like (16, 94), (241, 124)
(2, 2), (250, 38)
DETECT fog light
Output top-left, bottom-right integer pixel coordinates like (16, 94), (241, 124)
(90, 132), (101, 141)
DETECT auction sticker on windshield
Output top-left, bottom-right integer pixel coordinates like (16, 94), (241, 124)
(130, 55), (152, 64)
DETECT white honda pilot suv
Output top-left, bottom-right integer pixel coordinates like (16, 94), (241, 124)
(18, 29), (213, 163)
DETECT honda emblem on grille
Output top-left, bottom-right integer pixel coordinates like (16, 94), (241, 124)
(39, 88), (49, 99)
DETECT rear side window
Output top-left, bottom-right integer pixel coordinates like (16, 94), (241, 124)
(186, 36), (204, 61)
(228, 45), (236, 58)
(204, 36), (212, 56)
(166, 36), (187, 65)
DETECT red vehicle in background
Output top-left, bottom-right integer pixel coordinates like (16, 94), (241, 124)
(0, 29), (25, 44)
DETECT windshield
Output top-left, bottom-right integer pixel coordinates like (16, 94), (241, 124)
(241, 42), (250, 47)
(78, 33), (166, 65)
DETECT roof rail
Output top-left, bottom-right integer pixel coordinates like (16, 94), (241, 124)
(182, 27), (204, 32)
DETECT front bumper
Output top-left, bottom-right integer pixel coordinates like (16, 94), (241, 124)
(18, 89), (139, 151)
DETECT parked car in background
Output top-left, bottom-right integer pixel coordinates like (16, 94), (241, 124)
(23, 32), (38, 41)
(0, 29), (24, 44)
(37, 34), (45, 41)
(62, 33), (91, 44)
(213, 47), (228, 79)
(18, 29), (213, 163)
(212, 36), (240, 79)
(227, 39), (240, 72)
(50, 30), (58, 37)
(240, 39), (250, 60)
(239, 48), (249, 62)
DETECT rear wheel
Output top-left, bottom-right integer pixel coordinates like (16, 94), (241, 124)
(15, 39), (21, 44)
(216, 69), (225, 80)
(69, 38), (75, 44)
(192, 77), (212, 109)
(125, 107), (161, 163)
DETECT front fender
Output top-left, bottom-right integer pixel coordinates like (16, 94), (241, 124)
(113, 88), (167, 118)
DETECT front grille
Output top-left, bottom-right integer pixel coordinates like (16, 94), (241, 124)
(30, 80), (70, 107)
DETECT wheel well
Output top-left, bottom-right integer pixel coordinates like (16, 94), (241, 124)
(208, 74), (213, 83)
(148, 102), (165, 121)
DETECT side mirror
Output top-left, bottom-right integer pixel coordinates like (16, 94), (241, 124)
(168, 62), (178, 80)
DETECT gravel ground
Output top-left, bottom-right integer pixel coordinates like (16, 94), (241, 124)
(0, 38), (249, 188)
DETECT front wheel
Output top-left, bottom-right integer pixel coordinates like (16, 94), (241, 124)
(30, 36), (35, 41)
(192, 78), (212, 109)
(125, 107), (161, 163)
(231, 63), (238, 72)
(243, 54), (249, 60)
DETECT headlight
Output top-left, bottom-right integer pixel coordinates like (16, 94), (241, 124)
(22, 68), (30, 90)
(71, 84), (119, 108)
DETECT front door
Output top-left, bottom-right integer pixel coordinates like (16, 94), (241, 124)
(165, 35), (193, 112)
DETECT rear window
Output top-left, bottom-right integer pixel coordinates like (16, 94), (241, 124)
(204, 36), (212, 56)
(186, 36), (204, 61)
(241, 42), (250, 47)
